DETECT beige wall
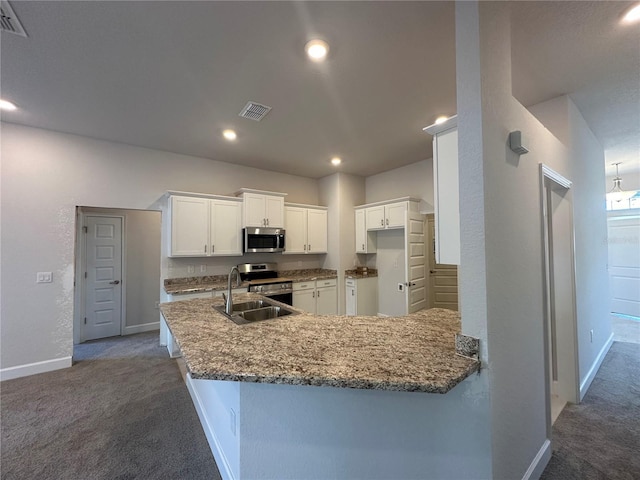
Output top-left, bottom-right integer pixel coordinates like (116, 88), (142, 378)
(0, 123), (320, 370)
(365, 159), (434, 212)
(457, 2), (611, 478)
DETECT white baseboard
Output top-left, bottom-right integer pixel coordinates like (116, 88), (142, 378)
(0, 356), (72, 382)
(522, 439), (551, 480)
(123, 321), (159, 335)
(186, 375), (236, 480)
(579, 332), (614, 400)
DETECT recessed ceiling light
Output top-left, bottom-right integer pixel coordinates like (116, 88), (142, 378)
(623, 3), (640, 23)
(305, 39), (329, 62)
(330, 157), (342, 166)
(223, 129), (237, 141)
(0, 99), (17, 111)
(435, 116), (449, 125)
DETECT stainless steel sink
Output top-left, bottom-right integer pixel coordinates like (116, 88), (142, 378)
(230, 300), (268, 312)
(214, 299), (297, 325)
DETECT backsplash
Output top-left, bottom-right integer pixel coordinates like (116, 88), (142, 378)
(165, 254), (323, 279)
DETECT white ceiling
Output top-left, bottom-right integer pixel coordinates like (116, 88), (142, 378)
(1, 1), (638, 179)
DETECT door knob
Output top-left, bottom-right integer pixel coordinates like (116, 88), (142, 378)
(430, 270), (436, 274)
(109, 280), (120, 285)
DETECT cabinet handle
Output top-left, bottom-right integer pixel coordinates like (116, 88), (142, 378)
(362, 243), (365, 250)
(266, 218), (269, 226)
(211, 245), (214, 253)
(204, 245), (207, 253)
(304, 244), (307, 251)
(317, 290), (320, 297)
(352, 289), (355, 296)
(381, 219), (384, 226)
(308, 244), (311, 251)
(312, 291), (315, 298)
(386, 218), (389, 226)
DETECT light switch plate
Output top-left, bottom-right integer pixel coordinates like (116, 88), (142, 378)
(37, 272), (53, 283)
(200, 265), (207, 273)
(187, 265), (195, 274)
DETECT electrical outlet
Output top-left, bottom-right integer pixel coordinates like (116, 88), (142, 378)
(155, 301), (160, 310)
(187, 265), (195, 274)
(36, 272), (53, 283)
(398, 283), (404, 292)
(199, 265), (207, 273)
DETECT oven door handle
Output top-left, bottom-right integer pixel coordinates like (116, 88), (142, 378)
(262, 289), (293, 296)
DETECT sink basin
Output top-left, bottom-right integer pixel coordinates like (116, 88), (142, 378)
(214, 299), (297, 325)
(230, 300), (268, 312)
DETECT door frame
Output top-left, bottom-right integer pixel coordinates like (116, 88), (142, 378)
(74, 208), (127, 344)
(539, 164), (580, 436)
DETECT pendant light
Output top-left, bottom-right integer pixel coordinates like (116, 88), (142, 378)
(606, 163), (636, 202)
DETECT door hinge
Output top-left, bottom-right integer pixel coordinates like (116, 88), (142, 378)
(84, 272), (87, 279)
(84, 317), (87, 324)
(83, 226), (88, 233)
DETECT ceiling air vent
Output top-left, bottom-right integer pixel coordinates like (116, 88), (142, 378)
(238, 102), (272, 122)
(0, 1), (27, 37)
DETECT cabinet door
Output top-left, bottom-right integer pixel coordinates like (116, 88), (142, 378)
(366, 206), (385, 230)
(355, 209), (366, 253)
(433, 127), (460, 264)
(316, 285), (337, 315)
(211, 200), (242, 255)
(346, 284), (356, 316)
(265, 196), (284, 228)
(306, 209), (327, 253)
(170, 196), (209, 256)
(386, 202), (407, 229)
(243, 193), (267, 227)
(284, 206), (307, 254)
(293, 288), (316, 314)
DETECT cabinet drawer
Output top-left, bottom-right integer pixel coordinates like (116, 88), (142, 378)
(293, 281), (315, 291)
(316, 278), (337, 288)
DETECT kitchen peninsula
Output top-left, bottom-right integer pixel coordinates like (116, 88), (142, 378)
(160, 295), (485, 480)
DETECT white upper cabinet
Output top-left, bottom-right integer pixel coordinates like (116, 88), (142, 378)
(284, 204), (328, 254)
(169, 194), (242, 257)
(365, 202), (407, 231)
(237, 189), (286, 228)
(170, 196), (209, 256)
(423, 116), (460, 265)
(210, 199), (243, 255)
(355, 208), (376, 254)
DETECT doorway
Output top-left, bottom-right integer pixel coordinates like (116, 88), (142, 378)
(540, 164), (579, 430)
(74, 207), (162, 344)
(426, 214), (458, 310)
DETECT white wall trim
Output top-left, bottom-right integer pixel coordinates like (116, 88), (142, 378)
(522, 439), (552, 480)
(580, 332), (614, 400)
(0, 356), (72, 382)
(123, 322), (160, 335)
(540, 164), (572, 189)
(186, 374), (236, 480)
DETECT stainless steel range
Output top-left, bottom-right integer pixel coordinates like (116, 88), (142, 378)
(237, 263), (293, 305)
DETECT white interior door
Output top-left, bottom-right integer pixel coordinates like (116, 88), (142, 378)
(405, 212), (427, 313)
(84, 216), (123, 341)
(608, 214), (640, 317)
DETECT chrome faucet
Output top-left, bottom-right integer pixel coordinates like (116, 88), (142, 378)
(225, 266), (242, 315)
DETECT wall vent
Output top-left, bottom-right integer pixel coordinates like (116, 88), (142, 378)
(238, 102), (272, 122)
(0, 1), (27, 37)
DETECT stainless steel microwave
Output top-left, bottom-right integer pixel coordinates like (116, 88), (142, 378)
(243, 227), (286, 253)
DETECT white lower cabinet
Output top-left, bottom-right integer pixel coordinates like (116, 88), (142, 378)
(292, 279), (337, 314)
(346, 277), (378, 316)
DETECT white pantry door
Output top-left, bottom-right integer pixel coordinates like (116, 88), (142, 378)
(405, 211), (427, 313)
(84, 216), (123, 341)
(608, 214), (640, 317)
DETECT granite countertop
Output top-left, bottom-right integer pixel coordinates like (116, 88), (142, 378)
(279, 268), (337, 282)
(164, 269), (338, 295)
(345, 268), (378, 279)
(160, 294), (479, 393)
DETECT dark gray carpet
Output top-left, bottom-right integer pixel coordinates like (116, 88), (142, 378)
(541, 341), (640, 480)
(1, 331), (221, 480)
